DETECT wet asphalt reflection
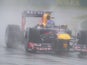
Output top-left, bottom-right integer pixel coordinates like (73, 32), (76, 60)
(0, 42), (87, 65)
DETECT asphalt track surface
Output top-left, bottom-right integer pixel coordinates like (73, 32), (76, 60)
(0, 41), (87, 65)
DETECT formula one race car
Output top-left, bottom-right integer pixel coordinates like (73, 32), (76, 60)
(23, 11), (71, 53)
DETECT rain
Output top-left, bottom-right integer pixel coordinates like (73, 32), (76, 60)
(0, 0), (87, 65)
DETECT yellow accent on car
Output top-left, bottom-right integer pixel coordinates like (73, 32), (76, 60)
(57, 33), (71, 40)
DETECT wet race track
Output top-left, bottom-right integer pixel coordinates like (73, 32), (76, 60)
(0, 0), (87, 65)
(0, 41), (87, 65)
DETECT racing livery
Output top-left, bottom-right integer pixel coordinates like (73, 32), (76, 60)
(23, 11), (71, 53)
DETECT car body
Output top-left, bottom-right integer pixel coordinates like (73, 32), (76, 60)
(22, 11), (71, 53)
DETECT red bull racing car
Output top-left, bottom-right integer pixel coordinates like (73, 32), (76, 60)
(23, 11), (71, 53)
(5, 10), (71, 53)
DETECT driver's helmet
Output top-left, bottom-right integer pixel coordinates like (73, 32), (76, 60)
(46, 20), (55, 28)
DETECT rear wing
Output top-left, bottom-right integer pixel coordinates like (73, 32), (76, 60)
(22, 10), (52, 30)
(22, 10), (52, 17)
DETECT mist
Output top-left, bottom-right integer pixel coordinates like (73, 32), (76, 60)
(0, 0), (87, 43)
